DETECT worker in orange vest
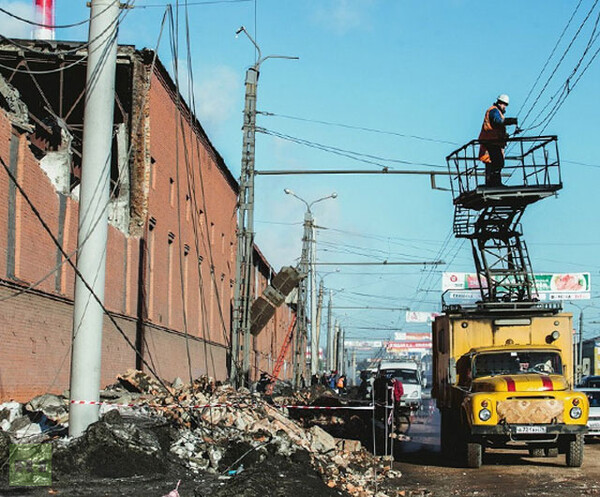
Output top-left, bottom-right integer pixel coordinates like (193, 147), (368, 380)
(478, 94), (518, 187)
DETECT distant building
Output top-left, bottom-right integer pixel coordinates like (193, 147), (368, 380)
(0, 39), (294, 401)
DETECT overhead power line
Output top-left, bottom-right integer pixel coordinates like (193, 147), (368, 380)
(315, 261), (444, 266)
(517, 0), (585, 117)
(257, 128), (446, 169)
(520, 0), (600, 127)
(135, 0), (251, 7)
(257, 110), (459, 146)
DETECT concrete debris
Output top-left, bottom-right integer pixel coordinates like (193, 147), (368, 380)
(25, 393), (69, 424)
(0, 401), (22, 431)
(0, 371), (402, 495)
(117, 368), (165, 395)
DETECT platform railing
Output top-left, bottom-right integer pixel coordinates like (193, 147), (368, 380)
(446, 136), (561, 200)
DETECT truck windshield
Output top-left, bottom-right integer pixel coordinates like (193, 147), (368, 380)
(472, 351), (562, 378)
(382, 369), (419, 384)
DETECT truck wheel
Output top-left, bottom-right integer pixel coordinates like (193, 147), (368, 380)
(466, 442), (483, 468)
(566, 435), (584, 468)
(396, 413), (411, 435)
(544, 447), (559, 458)
(528, 447), (544, 457)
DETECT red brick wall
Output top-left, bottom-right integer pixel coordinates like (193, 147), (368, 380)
(0, 53), (295, 402)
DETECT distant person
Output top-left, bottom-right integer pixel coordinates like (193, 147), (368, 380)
(337, 374), (347, 394)
(329, 371), (337, 390)
(393, 378), (404, 404)
(478, 94), (518, 187)
(256, 372), (269, 393)
(320, 372), (328, 386)
(311, 373), (319, 386)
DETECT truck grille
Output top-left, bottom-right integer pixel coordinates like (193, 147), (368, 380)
(497, 399), (563, 424)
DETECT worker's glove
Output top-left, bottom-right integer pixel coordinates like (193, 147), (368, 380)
(504, 117), (518, 126)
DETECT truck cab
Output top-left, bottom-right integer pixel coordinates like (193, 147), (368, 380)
(433, 313), (589, 468)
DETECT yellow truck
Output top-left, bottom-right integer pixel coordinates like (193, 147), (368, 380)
(432, 312), (589, 468)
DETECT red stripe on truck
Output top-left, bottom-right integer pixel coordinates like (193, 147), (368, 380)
(505, 377), (516, 392)
(541, 376), (554, 391)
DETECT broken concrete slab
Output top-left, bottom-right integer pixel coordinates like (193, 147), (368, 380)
(25, 393), (69, 424)
(309, 425), (337, 454)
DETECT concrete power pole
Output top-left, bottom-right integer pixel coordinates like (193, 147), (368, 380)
(578, 310), (584, 384)
(309, 220), (317, 377)
(351, 349), (356, 386)
(294, 211), (312, 388)
(333, 320), (340, 371)
(326, 290), (333, 371)
(69, 0), (120, 437)
(231, 58), (258, 389)
(313, 280), (323, 370)
(231, 28), (297, 388)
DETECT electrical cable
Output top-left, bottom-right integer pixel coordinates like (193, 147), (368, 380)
(524, 9), (600, 133)
(258, 110), (460, 146)
(516, 0), (585, 118)
(135, 0), (251, 7)
(258, 127), (446, 169)
(0, 1), (115, 28)
(520, 0), (600, 128)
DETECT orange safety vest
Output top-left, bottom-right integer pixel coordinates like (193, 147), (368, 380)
(478, 105), (506, 164)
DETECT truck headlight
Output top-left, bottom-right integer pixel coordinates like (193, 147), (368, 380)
(478, 408), (492, 421)
(570, 407), (582, 419)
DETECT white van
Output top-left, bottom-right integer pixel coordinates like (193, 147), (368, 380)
(378, 360), (424, 409)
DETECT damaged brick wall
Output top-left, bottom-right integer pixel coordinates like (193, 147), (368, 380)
(0, 44), (295, 401)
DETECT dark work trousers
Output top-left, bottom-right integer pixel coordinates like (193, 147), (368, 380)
(485, 145), (505, 186)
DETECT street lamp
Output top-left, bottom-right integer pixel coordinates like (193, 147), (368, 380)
(231, 27), (298, 387)
(285, 188), (338, 378)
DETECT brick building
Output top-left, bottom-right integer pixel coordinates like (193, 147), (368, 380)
(0, 39), (295, 401)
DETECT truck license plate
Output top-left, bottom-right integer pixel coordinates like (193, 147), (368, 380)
(515, 426), (547, 434)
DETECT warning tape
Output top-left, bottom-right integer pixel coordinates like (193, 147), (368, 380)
(281, 405), (374, 411)
(69, 400), (374, 411)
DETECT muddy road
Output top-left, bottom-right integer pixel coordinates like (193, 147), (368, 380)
(391, 404), (600, 497)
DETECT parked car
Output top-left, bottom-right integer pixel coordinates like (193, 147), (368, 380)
(577, 388), (600, 436)
(579, 375), (600, 388)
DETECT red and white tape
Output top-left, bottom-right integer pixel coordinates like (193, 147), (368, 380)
(69, 400), (374, 411)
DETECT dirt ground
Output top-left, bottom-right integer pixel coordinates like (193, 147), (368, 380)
(389, 404), (600, 497)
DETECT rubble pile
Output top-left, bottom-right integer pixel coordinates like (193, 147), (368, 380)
(0, 370), (402, 496)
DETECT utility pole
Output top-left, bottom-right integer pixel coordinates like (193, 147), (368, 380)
(314, 280), (324, 374)
(231, 27), (297, 388)
(326, 289), (333, 371)
(69, 0), (120, 437)
(351, 349), (356, 386)
(309, 221), (318, 376)
(579, 310), (584, 384)
(294, 210), (312, 388)
(333, 320), (340, 371)
(284, 189), (337, 381)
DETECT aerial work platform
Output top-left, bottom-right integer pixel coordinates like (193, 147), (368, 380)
(445, 136), (562, 309)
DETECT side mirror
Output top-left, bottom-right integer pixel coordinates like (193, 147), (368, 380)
(422, 378), (427, 388)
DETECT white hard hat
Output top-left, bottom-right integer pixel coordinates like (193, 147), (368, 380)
(497, 94), (510, 105)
